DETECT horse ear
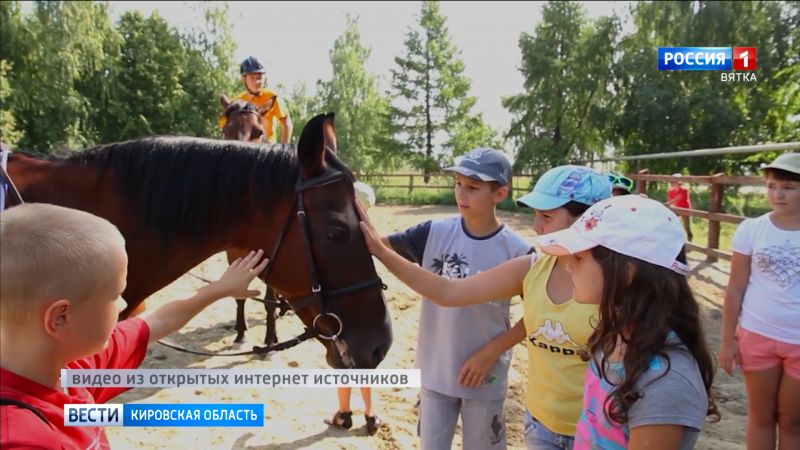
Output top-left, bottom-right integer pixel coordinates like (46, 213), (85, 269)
(297, 113), (333, 178)
(258, 96), (276, 116)
(323, 112), (337, 154)
(219, 93), (230, 111)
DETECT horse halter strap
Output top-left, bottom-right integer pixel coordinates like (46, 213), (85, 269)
(261, 167), (384, 340)
(0, 149), (25, 212)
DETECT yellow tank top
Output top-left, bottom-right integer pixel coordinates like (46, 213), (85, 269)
(522, 254), (598, 436)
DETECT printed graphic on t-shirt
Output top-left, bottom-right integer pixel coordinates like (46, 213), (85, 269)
(528, 319), (581, 356)
(575, 358), (665, 450)
(754, 244), (800, 289)
(490, 414), (504, 445)
(431, 253), (470, 279)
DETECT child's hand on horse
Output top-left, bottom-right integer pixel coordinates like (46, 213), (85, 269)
(210, 249), (268, 299)
(356, 200), (388, 258)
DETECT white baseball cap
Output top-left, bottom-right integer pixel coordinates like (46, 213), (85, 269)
(354, 181), (376, 211)
(536, 195), (690, 275)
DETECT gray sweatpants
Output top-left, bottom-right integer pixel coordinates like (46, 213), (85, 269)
(418, 387), (507, 450)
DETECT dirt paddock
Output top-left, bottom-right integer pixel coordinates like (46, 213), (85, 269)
(107, 205), (746, 449)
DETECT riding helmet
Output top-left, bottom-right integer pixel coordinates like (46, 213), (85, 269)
(240, 56), (266, 75)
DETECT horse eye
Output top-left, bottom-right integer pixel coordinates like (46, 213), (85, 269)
(326, 223), (350, 241)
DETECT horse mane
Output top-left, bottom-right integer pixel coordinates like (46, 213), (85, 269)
(18, 134), (355, 247)
(53, 137), (302, 245)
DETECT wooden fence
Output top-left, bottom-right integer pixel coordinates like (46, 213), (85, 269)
(357, 172), (536, 195)
(359, 170), (766, 263)
(632, 171), (762, 262)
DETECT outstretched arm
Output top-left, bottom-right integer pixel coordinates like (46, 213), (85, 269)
(357, 201), (528, 306)
(279, 115), (293, 144)
(143, 250), (268, 342)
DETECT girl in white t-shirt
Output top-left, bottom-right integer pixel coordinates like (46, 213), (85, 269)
(719, 152), (800, 450)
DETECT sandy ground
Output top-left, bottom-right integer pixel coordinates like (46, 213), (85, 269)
(107, 205), (746, 449)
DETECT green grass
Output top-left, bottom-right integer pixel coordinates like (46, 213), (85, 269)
(366, 173), (533, 213)
(685, 218), (737, 250)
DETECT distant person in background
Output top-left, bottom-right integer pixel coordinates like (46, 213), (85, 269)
(324, 182), (382, 436)
(219, 56), (293, 144)
(666, 173), (693, 240)
(719, 152), (800, 450)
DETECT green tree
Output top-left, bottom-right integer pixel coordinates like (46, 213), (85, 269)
(0, 1), (23, 147)
(613, 1), (799, 175)
(390, 0), (497, 181)
(100, 11), (188, 141)
(503, 1), (620, 172)
(318, 16), (399, 173)
(178, 3), (238, 138)
(284, 82), (323, 143)
(7, 1), (121, 151)
(0, 60), (23, 147)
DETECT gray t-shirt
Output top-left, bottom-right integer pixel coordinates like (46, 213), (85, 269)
(575, 336), (708, 449)
(389, 217), (532, 400)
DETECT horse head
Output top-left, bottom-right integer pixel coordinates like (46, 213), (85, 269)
(255, 113), (393, 369)
(219, 94), (265, 143)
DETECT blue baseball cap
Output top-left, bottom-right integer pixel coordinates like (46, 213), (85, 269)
(443, 148), (512, 187)
(516, 165), (612, 210)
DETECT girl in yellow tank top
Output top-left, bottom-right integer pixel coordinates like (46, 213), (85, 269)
(359, 166), (613, 450)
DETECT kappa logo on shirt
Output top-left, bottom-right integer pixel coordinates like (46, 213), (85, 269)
(528, 319), (582, 356)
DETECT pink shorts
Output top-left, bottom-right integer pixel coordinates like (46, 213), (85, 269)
(736, 327), (800, 379)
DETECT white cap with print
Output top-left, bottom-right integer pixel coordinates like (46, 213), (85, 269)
(536, 195), (690, 275)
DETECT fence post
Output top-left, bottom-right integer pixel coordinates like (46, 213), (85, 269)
(408, 175), (414, 194)
(707, 173), (724, 263)
(636, 168), (649, 195)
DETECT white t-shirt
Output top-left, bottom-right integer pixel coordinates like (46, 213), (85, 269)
(732, 213), (800, 344)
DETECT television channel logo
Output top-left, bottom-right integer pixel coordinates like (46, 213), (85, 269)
(732, 47), (757, 71)
(658, 47), (757, 82)
(658, 47), (757, 71)
(658, 47), (731, 71)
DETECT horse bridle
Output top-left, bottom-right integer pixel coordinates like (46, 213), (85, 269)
(259, 166), (386, 341)
(160, 167), (387, 358)
(0, 149), (24, 211)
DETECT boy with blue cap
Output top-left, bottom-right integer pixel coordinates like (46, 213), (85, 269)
(356, 164), (611, 449)
(383, 148), (532, 449)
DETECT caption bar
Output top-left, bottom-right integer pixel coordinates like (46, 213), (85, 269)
(64, 403), (264, 427)
(61, 368), (421, 388)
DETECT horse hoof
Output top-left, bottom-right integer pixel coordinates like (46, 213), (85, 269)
(234, 335), (246, 344)
(265, 336), (278, 346)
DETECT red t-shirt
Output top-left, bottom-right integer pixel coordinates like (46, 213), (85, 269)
(0, 318), (150, 450)
(668, 186), (691, 208)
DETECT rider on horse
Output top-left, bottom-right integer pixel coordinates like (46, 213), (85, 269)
(219, 56), (293, 144)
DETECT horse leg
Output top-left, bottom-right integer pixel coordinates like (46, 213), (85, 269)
(227, 249), (249, 343)
(264, 285), (278, 345)
(235, 299), (247, 343)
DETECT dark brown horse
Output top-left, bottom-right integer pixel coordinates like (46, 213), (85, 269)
(219, 94), (282, 344)
(6, 113), (393, 369)
(219, 94), (270, 144)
